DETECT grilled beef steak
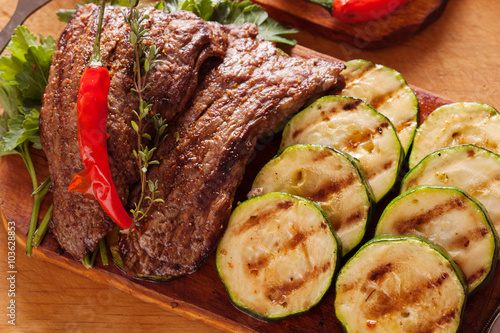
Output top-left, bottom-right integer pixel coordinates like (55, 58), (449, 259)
(118, 24), (345, 277)
(40, 5), (228, 259)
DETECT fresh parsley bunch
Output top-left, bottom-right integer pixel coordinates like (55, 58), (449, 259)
(0, 26), (56, 255)
(0, 26), (55, 154)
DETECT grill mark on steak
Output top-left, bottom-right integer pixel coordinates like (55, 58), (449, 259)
(119, 28), (345, 277)
(40, 5), (228, 259)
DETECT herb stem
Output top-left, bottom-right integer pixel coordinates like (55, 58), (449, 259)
(81, 253), (91, 269)
(25, 179), (51, 256)
(19, 141), (51, 256)
(125, 4), (165, 234)
(81, 245), (100, 269)
(19, 141), (37, 190)
(33, 203), (54, 247)
(99, 238), (109, 266)
(130, 45), (146, 232)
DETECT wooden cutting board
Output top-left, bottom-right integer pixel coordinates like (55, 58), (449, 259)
(1, 0), (500, 332)
(251, 0), (449, 49)
(0, 42), (497, 332)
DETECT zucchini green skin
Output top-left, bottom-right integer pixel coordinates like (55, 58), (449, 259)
(401, 144), (500, 242)
(335, 235), (468, 333)
(375, 185), (498, 294)
(249, 144), (375, 256)
(281, 95), (404, 203)
(341, 59), (419, 156)
(216, 192), (341, 321)
(409, 102), (500, 169)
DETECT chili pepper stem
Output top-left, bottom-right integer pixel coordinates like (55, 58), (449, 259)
(88, 0), (107, 67)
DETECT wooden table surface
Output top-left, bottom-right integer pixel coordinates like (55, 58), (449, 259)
(1, 0), (499, 332)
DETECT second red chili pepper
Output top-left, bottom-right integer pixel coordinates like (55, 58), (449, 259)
(68, 0), (133, 229)
(333, 0), (413, 22)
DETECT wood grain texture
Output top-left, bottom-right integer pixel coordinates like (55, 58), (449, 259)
(1, 0), (500, 332)
(251, 0), (449, 49)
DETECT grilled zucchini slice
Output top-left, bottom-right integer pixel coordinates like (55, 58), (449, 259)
(249, 144), (374, 256)
(375, 185), (498, 294)
(216, 193), (340, 321)
(409, 102), (500, 168)
(401, 144), (500, 239)
(341, 59), (419, 155)
(281, 95), (404, 202)
(335, 235), (467, 333)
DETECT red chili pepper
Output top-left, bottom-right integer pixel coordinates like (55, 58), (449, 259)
(68, 0), (132, 229)
(333, 0), (413, 22)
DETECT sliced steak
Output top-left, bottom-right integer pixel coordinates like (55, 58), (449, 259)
(40, 4), (228, 259)
(119, 24), (345, 277)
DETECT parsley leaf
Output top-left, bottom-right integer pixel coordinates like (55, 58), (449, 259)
(1, 108), (41, 153)
(255, 17), (298, 45)
(0, 26), (55, 103)
(0, 77), (20, 118)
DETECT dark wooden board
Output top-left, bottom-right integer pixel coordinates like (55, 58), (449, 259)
(251, 0), (449, 49)
(0, 45), (497, 332)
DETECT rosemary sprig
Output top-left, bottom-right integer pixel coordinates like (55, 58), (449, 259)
(124, 1), (166, 233)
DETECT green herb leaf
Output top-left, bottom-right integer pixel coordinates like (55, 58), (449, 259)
(56, 8), (79, 23)
(0, 77), (20, 119)
(256, 17), (298, 46)
(0, 26), (54, 156)
(22, 109), (42, 149)
(1, 113), (24, 153)
(16, 46), (54, 100)
(211, 0), (258, 25)
(194, 0), (216, 21)
(131, 120), (139, 133)
(8, 25), (38, 61)
(0, 26), (55, 102)
(1, 108), (41, 153)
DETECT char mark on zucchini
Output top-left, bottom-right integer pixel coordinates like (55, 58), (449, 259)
(40, 4), (229, 259)
(394, 198), (467, 234)
(118, 25), (345, 277)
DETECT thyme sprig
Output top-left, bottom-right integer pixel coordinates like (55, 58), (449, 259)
(124, 0), (166, 233)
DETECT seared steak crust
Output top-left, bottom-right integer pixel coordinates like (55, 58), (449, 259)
(119, 25), (345, 277)
(40, 4), (228, 259)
